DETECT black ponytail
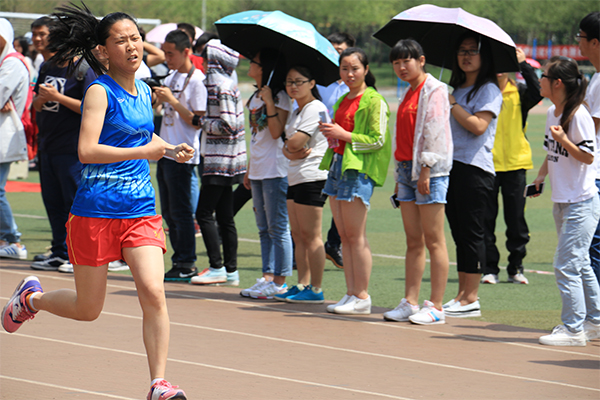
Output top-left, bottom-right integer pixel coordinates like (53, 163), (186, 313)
(48, 2), (139, 77)
(546, 56), (588, 134)
(339, 47), (377, 90)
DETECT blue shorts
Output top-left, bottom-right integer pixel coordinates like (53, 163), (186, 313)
(323, 153), (375, 209)
(395, 160), (449, 205)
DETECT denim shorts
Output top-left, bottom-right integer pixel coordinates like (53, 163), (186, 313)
(395, 160), (449, 205)
(323, 153), (375, 208)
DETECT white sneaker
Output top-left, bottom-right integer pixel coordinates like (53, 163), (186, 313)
(250, 282), (287, 299)
(508, 273), (529, 284)
(481, 274), (498, 284)
(445, 300), (481, 318)
(326, 294), (351, 313)
(383, 298), (419, 322)
(57, 263), (74, 273)
(0, 243), (27, 260)
(408, 300), (445, 325)
(442, 298), (458, 309)
(240, 277), (268, 297)
(539, 325), (586, 346)
(583, 320), (600, 341)
(333, 295), (371, 315)
(108, 260), (129, 272)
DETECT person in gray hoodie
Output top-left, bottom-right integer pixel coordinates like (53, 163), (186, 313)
(191, 39), (247, 286)
(0, 18), (30, 260)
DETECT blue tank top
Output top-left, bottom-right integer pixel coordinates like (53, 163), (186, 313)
(70, 75), (156, 219)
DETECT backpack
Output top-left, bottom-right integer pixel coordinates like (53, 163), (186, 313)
(2, 52), (36, 160)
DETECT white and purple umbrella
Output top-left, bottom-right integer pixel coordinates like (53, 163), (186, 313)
(373, 4), (519, 73)
(146, 23), (203, 44)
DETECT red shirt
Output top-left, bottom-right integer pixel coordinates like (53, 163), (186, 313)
(395, 79), (425, 162)
(333, 94), (362, 155)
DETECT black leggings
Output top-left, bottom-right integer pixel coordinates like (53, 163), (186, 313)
(196, 184), (238, 272)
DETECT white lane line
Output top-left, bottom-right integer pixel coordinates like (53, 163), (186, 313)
(1, 332), (413, 400)
(100, 311), (600, 393)
(0, 269), (595, 360)
(11, 212), (554, 275)
(0, 375), (138, 399)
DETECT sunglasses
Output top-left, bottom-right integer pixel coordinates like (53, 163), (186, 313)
(540, 74), (555, 80)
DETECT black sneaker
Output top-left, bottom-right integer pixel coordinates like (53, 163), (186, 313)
(33, 251), (51, 262)
(30, 256), (69, 271)
(164, 265), (198, 282)
(325, 243), (343, 269)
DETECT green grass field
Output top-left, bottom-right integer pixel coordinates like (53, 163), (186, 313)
(5, 95), (563, 332)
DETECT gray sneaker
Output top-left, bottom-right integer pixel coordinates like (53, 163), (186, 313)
(583, 320), (600, 341)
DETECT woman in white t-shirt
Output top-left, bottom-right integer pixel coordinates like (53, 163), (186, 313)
(274, 65), (330, 304)
(239, 48), (294, 300)
(532, 56), (600, 347)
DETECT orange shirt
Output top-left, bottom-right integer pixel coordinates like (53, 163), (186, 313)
(333, 94), (362, 155)
(395, 79), (425, 162)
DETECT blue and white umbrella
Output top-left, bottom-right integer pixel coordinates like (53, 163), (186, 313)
(215, 10), (340, 85)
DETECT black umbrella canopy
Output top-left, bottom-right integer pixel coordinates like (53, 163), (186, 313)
(373, 5), (519, 73)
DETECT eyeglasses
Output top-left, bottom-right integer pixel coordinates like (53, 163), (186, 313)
(284, 79), (310, 87)
(457, 49), (480, 56)
(575, 33), (588, 42)
(541, 74), (555, 80)
(249, 59), (262, 67)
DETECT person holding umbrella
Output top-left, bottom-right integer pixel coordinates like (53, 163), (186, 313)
(319, 47), (392, 315)
(444, 33), (502, 318)
(239, 48), (294, 300)
(382, 39), (452, 325)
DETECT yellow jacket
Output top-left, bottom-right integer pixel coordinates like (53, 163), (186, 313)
(492, 81), (533, 172)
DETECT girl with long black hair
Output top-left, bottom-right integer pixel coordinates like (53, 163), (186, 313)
(1, 4), (192, 399)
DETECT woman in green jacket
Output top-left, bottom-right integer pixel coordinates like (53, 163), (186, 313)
(319, 47), (391, 315)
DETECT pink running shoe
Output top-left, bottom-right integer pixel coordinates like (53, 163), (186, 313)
(2, 276), (43, 333)
(147, 380), (187, 400)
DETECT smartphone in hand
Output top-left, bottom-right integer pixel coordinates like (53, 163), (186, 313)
(390, 194), (400, 209)
(319, 111), (328, 123)
(524, 182), (544, 197)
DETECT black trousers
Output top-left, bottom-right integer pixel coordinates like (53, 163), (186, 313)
(196, 184), (238, 272)
(483, 169), (530, 275)
(446, 161), (495, 274)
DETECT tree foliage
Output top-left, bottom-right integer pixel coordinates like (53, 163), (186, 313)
(2, 0), (597, 62)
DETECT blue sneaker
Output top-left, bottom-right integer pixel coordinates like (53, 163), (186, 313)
(286, 285), (325, 304)
(225, 270), (240, 286)
(274, 284), (304, 302)
(190, 267), (227, 285)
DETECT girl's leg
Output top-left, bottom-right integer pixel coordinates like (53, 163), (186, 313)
(553, 198), (600, 332)
(214, 186), (238, 273)
(287, 200), (310, 286)
(419, 203), (450, 309)
(197, 184), (224, 269)
(250, 180), (275, 277)
(293, 203), (325, 289)
(33, 264), (108, 321)
(124, 245), (170, 380)
(399, 201), (426, 306)
(262, 178), (293, 285)
(330, 197), (353, 295)
(338, 198), (370, 299)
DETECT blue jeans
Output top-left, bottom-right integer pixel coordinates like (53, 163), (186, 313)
(157, 158), (196, 265)
(553, 196), (600, 333)
(40, 153), (82, 259)
(250, 177), (293, 277)
(589, 179), (600, 284)
(0, 162), (20, 243)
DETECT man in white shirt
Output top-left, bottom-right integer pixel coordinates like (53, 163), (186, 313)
(579, 11), (600, 283)
(154, 29), (207, 281)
